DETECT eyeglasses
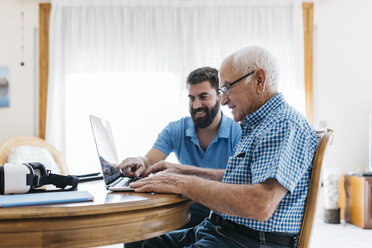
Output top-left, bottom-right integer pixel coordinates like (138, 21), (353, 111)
(219, 70), (255, 96)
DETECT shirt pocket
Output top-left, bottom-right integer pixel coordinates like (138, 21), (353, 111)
(224, 154), (251, 184)
(235, 152), (246, 158)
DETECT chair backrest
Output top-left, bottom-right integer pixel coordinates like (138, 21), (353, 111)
(0, 136), (69, 175)
(297, 129), (334, 248)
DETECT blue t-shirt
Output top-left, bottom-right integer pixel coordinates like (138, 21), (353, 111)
(153, 113), (242, 169)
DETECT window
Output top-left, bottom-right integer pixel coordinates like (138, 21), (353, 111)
(39, 3), (314, 174)
(65, 72), (186, 174)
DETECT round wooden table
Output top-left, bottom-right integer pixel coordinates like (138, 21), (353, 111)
(0, 181), (191, 248)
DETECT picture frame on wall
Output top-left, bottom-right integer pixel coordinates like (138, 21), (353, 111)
(0, 67), (10, 108)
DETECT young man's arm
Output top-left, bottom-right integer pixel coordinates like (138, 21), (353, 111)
(119, 149), (225, 181)
(117, 148), (167, 178)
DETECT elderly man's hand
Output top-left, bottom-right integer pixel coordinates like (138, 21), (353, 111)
(142, 160), (184, 177)
(129, 171), (185, 194)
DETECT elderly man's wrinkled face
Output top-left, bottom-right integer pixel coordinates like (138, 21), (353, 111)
(219, 63), (261, 123)
(188, 81), (220, 128)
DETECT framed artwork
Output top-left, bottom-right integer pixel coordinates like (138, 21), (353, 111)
(0, 67), (10, 107)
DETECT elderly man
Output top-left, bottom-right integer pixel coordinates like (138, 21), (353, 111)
(118, 67), (241, 230)
(129, 46), (318, 248)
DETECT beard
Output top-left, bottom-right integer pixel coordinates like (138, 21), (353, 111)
(190, 101), (220, 128)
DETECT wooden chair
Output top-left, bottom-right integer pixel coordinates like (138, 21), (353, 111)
(297, 129), (334, 248)
(0, 136), (69, 175)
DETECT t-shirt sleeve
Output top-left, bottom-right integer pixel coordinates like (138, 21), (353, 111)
(152, 122), (175, 156)
(251, 119), (316, 193)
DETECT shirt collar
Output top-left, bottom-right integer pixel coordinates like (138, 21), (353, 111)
(243, 93), (285, 129)
(216, 113), (231, 138)
(186, 112), (229, 139)
(186, 117), (196, 138)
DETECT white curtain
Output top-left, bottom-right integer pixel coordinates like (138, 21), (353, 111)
(47, 0), (304, 157)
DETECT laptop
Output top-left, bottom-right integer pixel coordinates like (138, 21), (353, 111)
(89, 115), (135, 191)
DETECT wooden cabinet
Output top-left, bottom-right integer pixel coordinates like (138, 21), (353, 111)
(339, 175), (372, 228)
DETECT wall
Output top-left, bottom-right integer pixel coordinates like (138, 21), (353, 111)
(0, 0), (48, 142)
(313, 0), (372, 174)
(1, 0), (372, 176)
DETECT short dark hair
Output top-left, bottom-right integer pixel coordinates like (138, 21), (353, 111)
(186, 67), (219, 94)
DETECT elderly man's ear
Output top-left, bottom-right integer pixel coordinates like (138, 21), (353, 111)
(254, 68), (267, 95)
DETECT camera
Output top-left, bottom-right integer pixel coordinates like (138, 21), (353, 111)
(0, 162), (78, 195)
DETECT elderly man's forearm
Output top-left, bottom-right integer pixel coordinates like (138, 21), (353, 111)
(177, 176), (286, 221)
(181, 166), (224, 181)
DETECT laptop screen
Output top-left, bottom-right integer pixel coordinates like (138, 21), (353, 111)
(90, 115), (122, 185)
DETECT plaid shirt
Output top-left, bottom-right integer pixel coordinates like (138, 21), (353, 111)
(219, 93), (318, 233)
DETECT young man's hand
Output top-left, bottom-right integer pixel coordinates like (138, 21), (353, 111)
(116, 156), (148, 178)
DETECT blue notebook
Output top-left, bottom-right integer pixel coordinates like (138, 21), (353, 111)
(0, 191), (94, 207)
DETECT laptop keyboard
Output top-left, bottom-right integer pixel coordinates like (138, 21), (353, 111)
(114, 177), (132, 187)
(110, 176), (143, 188)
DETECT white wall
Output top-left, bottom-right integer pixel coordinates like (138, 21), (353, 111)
(1, 0), (372, 176)
(0, 0), (48, 142)
(313, 0), (372, 174)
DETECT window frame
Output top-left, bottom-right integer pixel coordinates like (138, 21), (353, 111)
(38, 2), (314, 139)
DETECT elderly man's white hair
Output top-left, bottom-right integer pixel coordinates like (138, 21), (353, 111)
(224, 46), (280, 93)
